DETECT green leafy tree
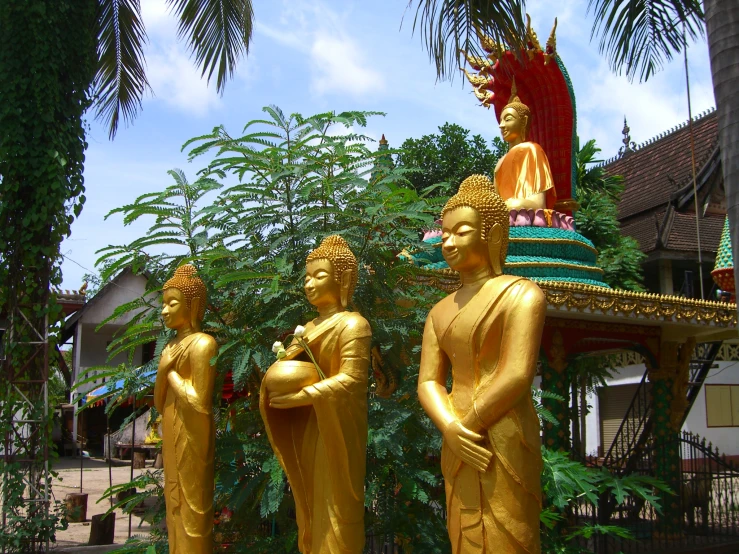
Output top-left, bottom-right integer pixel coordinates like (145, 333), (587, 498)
(574, 139), (646, 291)
(87, 107), (449, 552)
(396, 123), (507, 196)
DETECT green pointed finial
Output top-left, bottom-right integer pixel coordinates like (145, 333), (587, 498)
(371, 134), (393, 182)
(711, 216), (734, 296)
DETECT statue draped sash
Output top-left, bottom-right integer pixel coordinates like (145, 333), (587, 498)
(495, 142), (557, 210)
(260, 312), (371, 554)
(439, 278), (542, 554)
(157, 333), (216, 554)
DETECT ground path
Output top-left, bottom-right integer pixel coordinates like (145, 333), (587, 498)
(51, 457), (154, 549)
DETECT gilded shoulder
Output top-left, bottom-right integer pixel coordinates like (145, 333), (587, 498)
(192, 332), (218, 355)
(512, 278), (546, 307)
(342, 312), (371, 336)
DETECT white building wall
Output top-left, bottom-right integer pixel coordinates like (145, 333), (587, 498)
(583, 347), (739, 458)
(683, 359), (739, 455)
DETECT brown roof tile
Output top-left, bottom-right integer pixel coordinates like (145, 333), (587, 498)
(621, 211), (662, 252)
(605, 110), (718, 220)
(665, 212), (724, 252)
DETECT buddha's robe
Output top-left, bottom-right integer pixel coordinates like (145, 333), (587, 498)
(154, 333), (217, 554)
(260, 312), (371, 554)
(430, 277), (544, 554)
(495, 142), (557, 209)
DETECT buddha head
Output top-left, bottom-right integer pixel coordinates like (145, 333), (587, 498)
(305, 235), (358, 309)
(440, 175), (509, 276)
(499, 93), (531, 144)
(162, 264), (207, 332)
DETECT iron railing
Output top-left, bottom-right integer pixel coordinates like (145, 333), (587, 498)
(575, 432), (739, 553)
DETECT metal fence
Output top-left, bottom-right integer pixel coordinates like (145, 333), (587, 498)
(573, 432), (739, 553)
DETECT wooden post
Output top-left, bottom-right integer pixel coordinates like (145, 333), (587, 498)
(65, 492), (88, 522)
(133, 451), (146, 469)
(88, 513), (115, 545)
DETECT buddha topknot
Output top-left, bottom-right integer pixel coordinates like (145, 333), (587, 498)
(307, 235), (359, 300)
(441, 174), (509, 261)
(163, 264), (207, 321)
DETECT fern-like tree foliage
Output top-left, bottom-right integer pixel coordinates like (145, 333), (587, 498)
(91, 106), (450, 552)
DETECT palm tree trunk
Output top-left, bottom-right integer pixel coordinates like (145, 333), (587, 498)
(705, 0), (739, 302)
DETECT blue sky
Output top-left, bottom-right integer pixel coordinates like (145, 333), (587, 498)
(60, 0), (716, 289)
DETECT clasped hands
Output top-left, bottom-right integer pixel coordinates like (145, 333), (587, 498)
(269, 388), (313, 409)
(443, 419), (492, 472)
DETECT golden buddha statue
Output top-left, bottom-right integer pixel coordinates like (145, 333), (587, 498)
(260, 235), (371, 554)
(153, 265), (218, 554)
(417, 175), (544, 553)
(495, 92), (557, 212)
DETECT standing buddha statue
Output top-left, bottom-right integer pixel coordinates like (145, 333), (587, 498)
(260, 235), (371, 554)
(154, 265), (218, 554)
(417, 175), (544, 553)
(495, 90), (557, 212)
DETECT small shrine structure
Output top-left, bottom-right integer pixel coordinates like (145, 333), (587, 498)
(403, 17), (738, 551)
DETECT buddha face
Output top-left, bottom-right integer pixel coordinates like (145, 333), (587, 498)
(305, 259), (342, 309)
(499, 107), (526, 144)
(441, 206), (490, 272)
(162, 288), (191, 330)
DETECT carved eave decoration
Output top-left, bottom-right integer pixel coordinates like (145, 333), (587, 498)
(538, 281), (736, 327)
(416, 269), (737, 329)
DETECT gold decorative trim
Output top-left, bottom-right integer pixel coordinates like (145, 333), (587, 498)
(414, 270), (737, 328)
(506, 261), (604, 274)
(538, 281), (737, 327)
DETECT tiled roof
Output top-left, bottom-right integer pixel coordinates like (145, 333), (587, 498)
(620, 211), (663, 252)
(605, 109), (718, 221)
(665, 211), (724, 252)
(618, 209), (724, 254)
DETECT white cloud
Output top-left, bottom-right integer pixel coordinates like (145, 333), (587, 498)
(576, 41), (715, 160)
(139, 1), (223, 115)
(145, 44), (222, 115)
(255, 2), (385, 98)
(310, 35), (384, 96)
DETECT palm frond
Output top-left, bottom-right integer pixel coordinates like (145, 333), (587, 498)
(588, 0), (704, 82)
(167, 0), (254, 92)
(94, 0), (151, 138)
(406, 0), (526, 80)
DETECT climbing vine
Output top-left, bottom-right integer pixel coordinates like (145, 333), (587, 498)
(0, 1), (96, 549)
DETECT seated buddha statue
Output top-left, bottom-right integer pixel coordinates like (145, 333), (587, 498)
(154, 264), (218, 554)
(260, 235), (371, 554)
(417, 175), (544, 553)
(495, 93), (557, 212)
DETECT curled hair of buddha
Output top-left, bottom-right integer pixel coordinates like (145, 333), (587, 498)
(441, 174), (509, 262)
(163, 264), (207, 321)
(307, 235), (359, 301)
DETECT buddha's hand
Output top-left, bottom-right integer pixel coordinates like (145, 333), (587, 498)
(269, 389), (313, 409)
(443, 420), (492, 473)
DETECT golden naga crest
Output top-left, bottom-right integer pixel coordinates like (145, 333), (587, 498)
(462, 14), (558, 109)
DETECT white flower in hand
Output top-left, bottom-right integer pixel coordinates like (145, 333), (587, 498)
(294, 325), (306, 338)
(272, 341), (284, 354)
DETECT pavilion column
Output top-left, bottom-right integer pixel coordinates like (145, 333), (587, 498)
(541, 330), (570, 451)
(647, 337), (695, 534)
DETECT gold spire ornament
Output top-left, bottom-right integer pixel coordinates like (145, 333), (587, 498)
(260, 235), (371, 553)
(154, 265), (218, 553)
(418, 175), (544, 553)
